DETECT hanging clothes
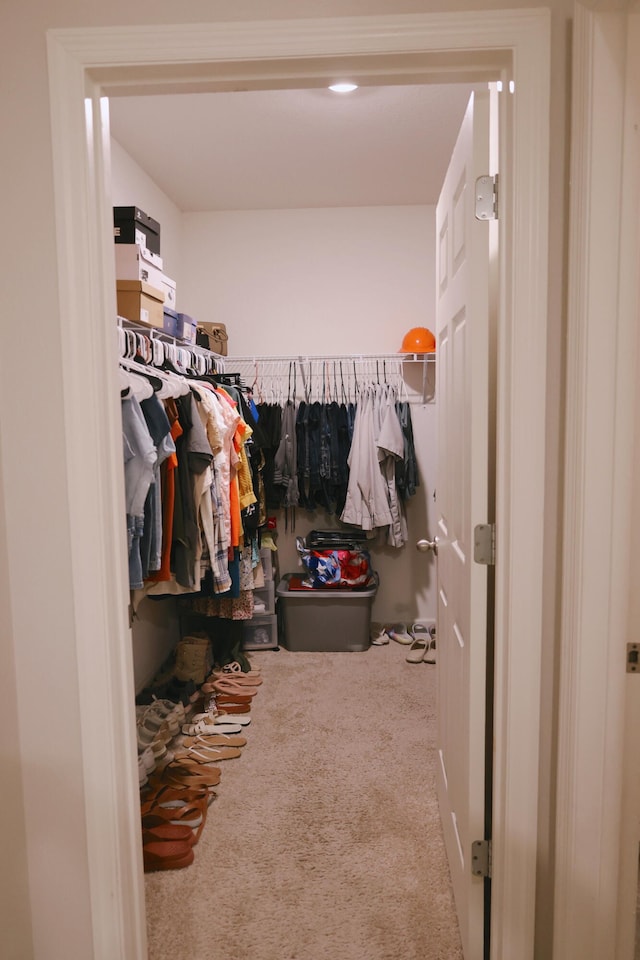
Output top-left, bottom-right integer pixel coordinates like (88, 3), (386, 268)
(375, 386), (408, 547)
(395, 399), (419, 501)
(272, 398), (299, 512)
(340, 386), (394, 532)
(120, 359), (265, 600)
(122, 393), (157, 590)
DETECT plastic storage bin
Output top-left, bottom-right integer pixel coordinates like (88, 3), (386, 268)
(276, 574), (378, 652)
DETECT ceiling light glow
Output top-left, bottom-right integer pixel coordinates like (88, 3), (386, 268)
(329, 82), (358, 94)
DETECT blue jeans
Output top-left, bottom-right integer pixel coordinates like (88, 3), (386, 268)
(127, 514), (145, 589)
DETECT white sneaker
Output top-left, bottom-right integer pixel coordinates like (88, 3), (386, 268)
(370, 622), (389, 645)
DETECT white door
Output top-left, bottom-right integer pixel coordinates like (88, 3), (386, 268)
(435, 88), (494, 960)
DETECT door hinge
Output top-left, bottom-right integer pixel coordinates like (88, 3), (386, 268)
(472, 839), (492, 878)
(475, 174), (499, 221)
(474, 523), (496, 565)
(626, 643), (640, 673)
(128, 602), (135, 629)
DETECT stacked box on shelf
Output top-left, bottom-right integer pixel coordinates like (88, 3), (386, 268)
(116, 280), (165, 328)
(113, 206), (161, 255)
(163, 307), (179, 337)
(176, 313), (197, 345)
(115, 243), (177, 311)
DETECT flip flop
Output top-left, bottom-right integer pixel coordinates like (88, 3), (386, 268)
(205, 679), (258, 697)
(214, 693), (255, 706)
(140, 799), (204, 832)
(188, 711), (252, 729)
(209, 669), (263, 687)
(143, 839), (195, 872)
(387, 623), (413, 645)
(405, 622), (431, 663)
(161, 760), (222, 788)
(182, 718), (243, 736)
(173, 745), (242, 764)
(213, 700), (251, 714)
(217, 712), (251, 725)
(142, 780), (211, 807)
(181, 734), (247, 748)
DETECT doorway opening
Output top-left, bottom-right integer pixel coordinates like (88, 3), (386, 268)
(108, 74), (475, 956)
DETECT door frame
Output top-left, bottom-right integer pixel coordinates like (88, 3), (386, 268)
(46, 12), (550, 959)
(554, 4), (640, 958)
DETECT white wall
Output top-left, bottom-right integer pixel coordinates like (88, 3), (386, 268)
(181, 205), (438, 622)
(182, 206), (434, 355)
(110, 136), (184, 296)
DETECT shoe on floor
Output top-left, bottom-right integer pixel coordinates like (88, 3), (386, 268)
(424, 638), (437, 664)
(406, 623), (432, 663)
(370, 622), (389, 645)
(387, 623), (413, 645)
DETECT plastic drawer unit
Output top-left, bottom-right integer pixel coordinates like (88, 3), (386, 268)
(276, 574), (378, 653)
(253, 580), (275, 616)
(242, 614), (278, 651)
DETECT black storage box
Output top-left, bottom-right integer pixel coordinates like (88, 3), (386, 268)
(307, 529), (368, 548)
(113, 206), (161, 255)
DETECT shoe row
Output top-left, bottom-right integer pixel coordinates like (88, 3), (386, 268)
(137, 697), (189, 776)
(370, 621), (437, 664)
(138, 659), (262, 872)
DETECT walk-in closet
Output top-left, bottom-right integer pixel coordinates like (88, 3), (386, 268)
(110, 81), (474, 960)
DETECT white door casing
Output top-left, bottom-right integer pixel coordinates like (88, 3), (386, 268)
(45, 13), (550, 959)
(555, 5), (640, 959)
(435, 89), (492, 960)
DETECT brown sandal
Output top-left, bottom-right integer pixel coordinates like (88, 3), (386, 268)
(161, 759), (222, 789)
(141, 797), (205, 828)
(142, 823), (195, 845)
(143, 839), (194, 872)
(214, 701), (251, 714)
(173, 745), (242, 764)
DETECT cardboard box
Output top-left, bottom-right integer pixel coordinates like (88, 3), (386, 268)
(113, 206), (161, 255)
(116, 280), (165, 329)
(115, 243), (164, 286)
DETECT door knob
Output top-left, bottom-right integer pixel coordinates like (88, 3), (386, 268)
(416, 537), (438, 555)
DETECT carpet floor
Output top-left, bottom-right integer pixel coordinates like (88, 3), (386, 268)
(144, 640), (463, 960)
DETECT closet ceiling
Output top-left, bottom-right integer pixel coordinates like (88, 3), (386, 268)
(109, 84), (475, 212)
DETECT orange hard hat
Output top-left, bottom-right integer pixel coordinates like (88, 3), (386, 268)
(399, 327), (436, 353)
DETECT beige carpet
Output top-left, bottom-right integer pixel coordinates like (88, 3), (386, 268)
(144, 640), (463, 960)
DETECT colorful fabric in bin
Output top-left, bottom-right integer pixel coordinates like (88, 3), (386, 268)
(295, 536), (375, 588)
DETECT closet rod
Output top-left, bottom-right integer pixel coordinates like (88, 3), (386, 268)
(225, 353), (434, 364)
(117, 315), (227, 366)
(225, 354), (435, 404)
